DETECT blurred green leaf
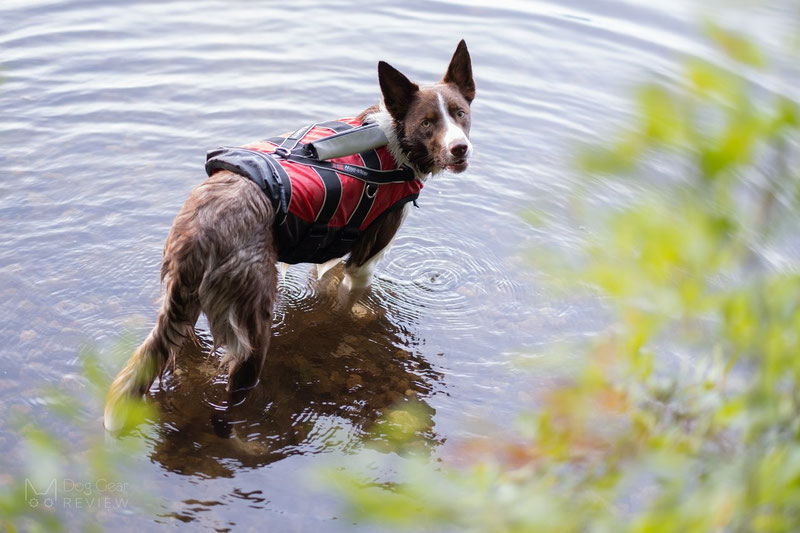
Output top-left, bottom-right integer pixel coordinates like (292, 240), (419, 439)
(637, 84), (688, 144)
(703, 20), (766, 67)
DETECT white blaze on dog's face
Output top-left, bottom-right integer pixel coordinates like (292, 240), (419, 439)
(378, 40), (475, 175)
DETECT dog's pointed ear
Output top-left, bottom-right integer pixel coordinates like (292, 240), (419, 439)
(442, 39), (475, 104)
(378, 60), (419, 121)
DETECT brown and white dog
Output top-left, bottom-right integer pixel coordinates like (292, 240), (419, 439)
(104, 40), (475, 431)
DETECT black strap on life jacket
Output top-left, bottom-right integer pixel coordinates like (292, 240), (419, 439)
(311, 166), (342, 225)
(271, 122), (316, 158)
(266, 120), (352, 157)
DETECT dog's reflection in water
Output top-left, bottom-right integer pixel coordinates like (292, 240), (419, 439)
(148, 268), (442, 478)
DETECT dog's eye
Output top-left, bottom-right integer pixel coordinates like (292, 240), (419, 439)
(456, 109), (466, 119)
(421, 119), (431, 128)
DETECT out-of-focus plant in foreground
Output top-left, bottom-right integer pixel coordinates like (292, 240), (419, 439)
(0, 341), (155, 533)
(326, 21), (800, 533)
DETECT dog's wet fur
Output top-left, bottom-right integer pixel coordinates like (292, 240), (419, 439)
(105, 40), (475, 431)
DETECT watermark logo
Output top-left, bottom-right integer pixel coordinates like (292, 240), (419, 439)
(25, 478), (58, 508)
(25, 478), (130, 509)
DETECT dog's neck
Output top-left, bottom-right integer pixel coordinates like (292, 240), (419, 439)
(366, 103), (433, 182)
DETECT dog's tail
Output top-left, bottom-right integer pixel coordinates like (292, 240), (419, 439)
(104, 255), (199, 432)
(104, 172), (277, 431)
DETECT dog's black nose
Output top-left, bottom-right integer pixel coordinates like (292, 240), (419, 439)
(449, 142), (468, 158)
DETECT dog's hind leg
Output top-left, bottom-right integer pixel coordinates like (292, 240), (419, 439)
(200, 249), (276, 394)
(188, 177), (277, 395)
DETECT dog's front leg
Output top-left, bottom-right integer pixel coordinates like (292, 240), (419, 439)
(337, 253), (380, 311)
(336, 204), (409, 310)
(343, 252), (381, 290)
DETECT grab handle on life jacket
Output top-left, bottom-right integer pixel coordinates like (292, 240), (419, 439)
(307, 123), (389, 161)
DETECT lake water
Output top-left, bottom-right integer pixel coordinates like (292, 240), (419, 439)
(1, 0), (796, 530)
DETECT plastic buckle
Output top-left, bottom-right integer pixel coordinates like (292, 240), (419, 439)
(274, 146), (291, 159)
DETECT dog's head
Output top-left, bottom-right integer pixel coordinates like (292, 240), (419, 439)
(377, 40), (475, 175)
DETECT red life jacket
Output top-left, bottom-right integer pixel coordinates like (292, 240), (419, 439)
(205, 118), (422, 264)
